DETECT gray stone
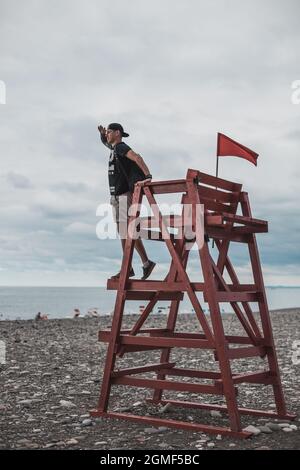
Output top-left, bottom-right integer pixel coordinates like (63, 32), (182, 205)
(27, 443), (39, 449)
(144, 426), (168, 434)
(158, 442), (169, 449)
(161, 403), (171, 413)
(26, 416), (36, 423)
(14, 333), (21, 343)
(81, 418), (92, 427)
(66, 438), (78, 445)
(210, 410), (222, 418)
(282, 427), (293, 432)
(59, 400), (76, 408)
(265, 423), (280, 431)
(116, 406), (132, 412)
(258, 425), (273, 434)
(17, 439), (32, 445)
(243, 425), (261, 435)
(18, 399), (33, 406)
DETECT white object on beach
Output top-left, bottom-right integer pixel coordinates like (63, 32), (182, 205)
(86, 308), (100, 318)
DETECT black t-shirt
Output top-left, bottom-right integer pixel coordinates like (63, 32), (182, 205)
(101, 135), (147, 196)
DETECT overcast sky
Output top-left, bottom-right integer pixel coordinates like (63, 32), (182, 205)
(0, 0), (299, 286)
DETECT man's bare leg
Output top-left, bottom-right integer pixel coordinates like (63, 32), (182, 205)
(112, 226), (155, 280)
(133, 238), (148, 264)
(120, 238), (148, 265)
(120, 238), (134, 271)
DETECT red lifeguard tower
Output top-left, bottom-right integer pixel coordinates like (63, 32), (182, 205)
(91, 169), (295, 437)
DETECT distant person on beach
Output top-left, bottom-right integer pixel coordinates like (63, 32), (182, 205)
(35, 312), (48, 321)
(98, 123), (156, 280)
(73, 308), (80, 318)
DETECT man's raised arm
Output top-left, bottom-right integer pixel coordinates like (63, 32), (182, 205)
(98, 125), (112, 149)
(125, 149), (152, 178)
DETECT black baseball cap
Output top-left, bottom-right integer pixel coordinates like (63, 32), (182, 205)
(107, 123), (129, 137)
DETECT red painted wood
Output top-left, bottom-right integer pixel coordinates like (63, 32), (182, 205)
(92, 169), (293, 436)
(119, 334), (213, 349)
(90, 410), (252, 438)
(111, 376), (223, 395)
(111, 362), (176, 377)
(146, 399), (296, 420)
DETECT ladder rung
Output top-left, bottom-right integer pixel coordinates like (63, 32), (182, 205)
(204, 291), (261, 302)
(227, 346), (267, 360)
(107, 278), (258, 292)
(98, 328), (169, 342)
(111, 376), (224, 395)
(111, 362), (176, 377)
(119, 335), (213, 349)
(126, 291), (184, 301)
(231, 371), (276, 385)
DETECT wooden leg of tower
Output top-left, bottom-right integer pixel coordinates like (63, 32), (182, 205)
(215, 239), (263, 339)
(199, 241), (242, 431)
(96, 186), (143, 412)
(97, 292), (126, 412)
(191, 182), (242, 432)
(152, 243), (190, 403)
(241, 192), (287, 415)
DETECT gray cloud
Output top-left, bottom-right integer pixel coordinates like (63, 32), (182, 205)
(0, 0), (299, 286)
(50, 181), (90, 193)
(6, 171), (33, 189)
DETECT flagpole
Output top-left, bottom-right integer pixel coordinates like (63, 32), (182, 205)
(216, 154), (219, 179)
(212, 149), (219, 249)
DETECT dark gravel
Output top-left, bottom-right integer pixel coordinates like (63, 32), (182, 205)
(0, 309), (299, 450)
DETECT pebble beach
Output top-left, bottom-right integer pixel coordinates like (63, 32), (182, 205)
(0, 309), (299, 450)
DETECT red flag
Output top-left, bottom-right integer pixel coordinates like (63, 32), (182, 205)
(217, 133), (258, 166)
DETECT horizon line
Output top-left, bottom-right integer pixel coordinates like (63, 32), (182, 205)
(0, 284), (300, 289)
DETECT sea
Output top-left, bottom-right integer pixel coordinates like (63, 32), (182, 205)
(0, 286), (299, 321)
